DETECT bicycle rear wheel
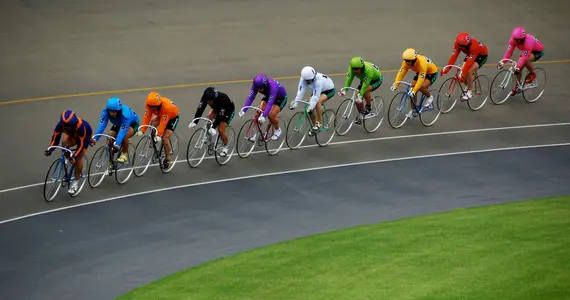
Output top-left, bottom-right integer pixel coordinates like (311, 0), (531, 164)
(286, 111), (308, 150)
(419, 90), (441, 127)
(237, 119), (258, 158)
(490, 69), (513, 105)
(114, 143), (135, 184)
(43, 158), (64, 202)
(438, 77), (460, 114)
(215, 126), (236, 166)
(334, 98), (355, 136)
(186, 128), (209, 168)
(315, 108), (336, 147)
(72, 155), (89, 197)
(159, 133), (179, 173)
(467, 75), (489, 111)
(133, 135), (153, 177)
(265, 116), (286, 156)
(523, 67), (546, 103)
(388, 91), (410, 129)
(87, 146), (110, 188)
(363, 96), (385, 133)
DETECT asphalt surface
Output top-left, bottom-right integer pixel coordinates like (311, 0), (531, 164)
(1, 0), (569, 299)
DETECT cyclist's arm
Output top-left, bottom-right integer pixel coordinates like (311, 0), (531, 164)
(446, 44), (460, 69)
(93, 109), (109, 142)
(242, 85), (257, 113)
(49, 122), (63, 148)
(262, 83), (278, 117)
(502, 38), (516, 60)
(516, 38), (534, 69)
(156, 114), (169, 137)
(309, 79), (323, 110)
(343, 66), (355, 89)
(294, 77), (306, 102)
(193, 98), (207, 124)
(393, 61), (408, 88)
(462, 50), (479, 76)
(114, 117), (131, 146)
(412, 58), (428, 93)
(358, 71), (373, 97)
(140, 105), (152, 133)
(73, 124), (90, 159)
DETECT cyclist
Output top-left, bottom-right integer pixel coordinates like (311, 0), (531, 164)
(44, 110), (93, 196)
(391, 48), (439, 117)
(239, 73), (287, 141)
(136, 91), (180, 169)
(189, 87), (235, 157)
(499, 26), (545, 96)
(441, 32), (488, 101)
(290, 66), (335, 134)
(91, 97), (140, 165)
(340, 56), (383, 123)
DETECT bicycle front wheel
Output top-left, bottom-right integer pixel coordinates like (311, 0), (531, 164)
(237, 119), (258, 158)
(363, 96), (385, 133)
(87, 146), (110, 188)
(159, 133), (179, 173)
(388, 91), (410, 129)
(265, 116), (286, 156)
(72, 155), (89, 197)
(438, 77), (460, 114)
(419, 90), (441, 127)
(490, 69), (513, 105)
(43, 158), (64, 202)
(114, 142), (135, 184)
(286, 111), (308, 150)
(468, 75), (489, 111)
(133, 135), (153, 177)
(334, 98), (355, 136)
(523, 67), (547, 103)
(186, 128), (209, 168)
(214, 126), (236, 166)
(315, 108), (336, 147)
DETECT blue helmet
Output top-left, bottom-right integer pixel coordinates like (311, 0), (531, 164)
(106, 97), (123, 111)
(60, 110), (79, 126)
(253, 73), (269, 89)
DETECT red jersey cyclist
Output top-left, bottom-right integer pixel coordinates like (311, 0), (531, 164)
(44, 110), (93, 195)
(441, 32), (488, 101)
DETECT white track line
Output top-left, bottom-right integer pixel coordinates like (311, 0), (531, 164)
(1, 142), (569, 225)
(0, 121), (569, 194)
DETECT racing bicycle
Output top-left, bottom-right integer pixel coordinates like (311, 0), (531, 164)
(236, 106), (286, 158)
(132, 125), (180, 176)
(490, 58), (546, 105)
(43, 146), (88, 202)
(334, 86), (385, 136)
(438, 64), (489, 113)
(186, 117), (236, 167)
(286, 99), (336, 150)
(388, 81), (441, 129)
(87, 134), (135, 188)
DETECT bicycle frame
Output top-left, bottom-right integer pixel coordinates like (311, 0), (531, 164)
(92, 133), (121, 171)
(190, 117), (219, 154)
(240, 105), (277, 143)
(339, 86), (380, 120)
(46, 146), (76, 185)
(496, 59), (533, 91)
(290, 99), (330, 134)
(441, 64), (480, 97)
(138, 124), (162, 160)
(393, 81), (431, 113)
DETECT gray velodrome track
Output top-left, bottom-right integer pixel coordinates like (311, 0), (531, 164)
(1, 0), (570, 299)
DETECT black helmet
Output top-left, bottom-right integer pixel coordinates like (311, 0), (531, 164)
(203, 87), (219, 101)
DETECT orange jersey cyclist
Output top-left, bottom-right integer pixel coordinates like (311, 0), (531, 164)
(44, 110), (93, 195)
(391, 48), (439, 117)
(136, 92), (181, 169)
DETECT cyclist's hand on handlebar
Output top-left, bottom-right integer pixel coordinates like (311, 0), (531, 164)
(497, 62), (504, 69)
(208, 128), (217, 136)
(408, 90), (416, 98)
(390, 84), (397, 92)
(238, 110), (245, 117)
(90, 139), (97, 147)
(154, 136), (161, 144)
(338, 91), (346, 97)
(188, 122), (196, 129)
(514, 67), (521, 74)
(258, 115), (266, 124)
(44, 150), (52, 156)
(69, 156), (76, 164)
(135, 131), (143, 137)
(289, 102), (298, 110)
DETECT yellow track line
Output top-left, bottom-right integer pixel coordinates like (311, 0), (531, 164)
(2, 59), (569, 106)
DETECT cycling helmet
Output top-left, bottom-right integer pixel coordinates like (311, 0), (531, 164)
(402, 48), (417, 61)
(350, 57), (365, 69)
(301, 66), (317, 82)
(146, 91), (162, 107)
(456, 32), (471, 46)
(253, 73), (269, 89)
(203, 87), (219, 100)
(511, 27), (526, 39)
(106, 97), (123, 111)
(60, 110), (79, 126)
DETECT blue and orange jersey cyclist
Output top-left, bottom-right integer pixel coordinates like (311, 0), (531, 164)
(46, 110), (93, 161)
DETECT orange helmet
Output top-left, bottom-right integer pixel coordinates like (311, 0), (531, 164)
(146, 92), (162, 107)
(456, 32), (471, 47)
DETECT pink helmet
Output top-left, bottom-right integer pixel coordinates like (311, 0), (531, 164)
(511, 27), (526, 39)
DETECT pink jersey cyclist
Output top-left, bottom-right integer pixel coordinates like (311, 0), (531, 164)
(500, 27), (544, 94)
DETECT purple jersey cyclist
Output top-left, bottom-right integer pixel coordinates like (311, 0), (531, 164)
(238, 73), (288, 140)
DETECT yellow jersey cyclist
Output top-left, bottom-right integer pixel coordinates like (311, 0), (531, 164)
(339, 56), (383, 124)
(391, 48), (439, 117)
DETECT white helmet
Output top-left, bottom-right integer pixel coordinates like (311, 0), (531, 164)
(301, 66), (317, 82)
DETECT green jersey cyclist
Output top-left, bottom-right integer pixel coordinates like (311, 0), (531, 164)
(339, 56), (383, 124)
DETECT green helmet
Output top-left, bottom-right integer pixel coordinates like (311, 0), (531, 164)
(350, 56), (365, 69)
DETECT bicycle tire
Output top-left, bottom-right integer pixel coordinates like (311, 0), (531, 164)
(523, 67), (547, 103)
(265, 116), (286, 156)
(43, 158), (64, 202)
(186, 128), (209, 168)
(419, 89), (441, 127)
(438, 77), (460, 114)
(467, 75), (489, 111)
(315, 108), (336, 147)
(159, 133), (179, 173)
(286, 111), (308, 150)
(214, 126), (236, 166)
(236, 119), (258, 158)
(87, 146), (110, 188)
(363, 96), (385, 133)
(334, 98), (356, 136)
(72, 155), (90, 197)
(114, 143), (135, 184)
(490, 69), (513, 105)
(133, 135), (153, 177)
(388, 91), (410, 129)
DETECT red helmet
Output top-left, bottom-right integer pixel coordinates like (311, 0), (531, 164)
(456, 32), (471, 46)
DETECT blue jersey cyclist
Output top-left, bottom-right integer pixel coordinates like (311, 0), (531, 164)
(239, 73), (287, 141)
(91, 97), (140, 164)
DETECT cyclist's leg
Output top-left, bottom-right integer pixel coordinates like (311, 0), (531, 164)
(268, 96), (286, 130)
(411, 74), (420, 110)
(314, 92), (331, 127)
(217, 108), (234, 147)
(162, 115), (179, 165)
(419, 73), (437, 107)
(363, 77), (382, 114)
(525, 51), (543, 82)
(207, 109), (216, 121)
